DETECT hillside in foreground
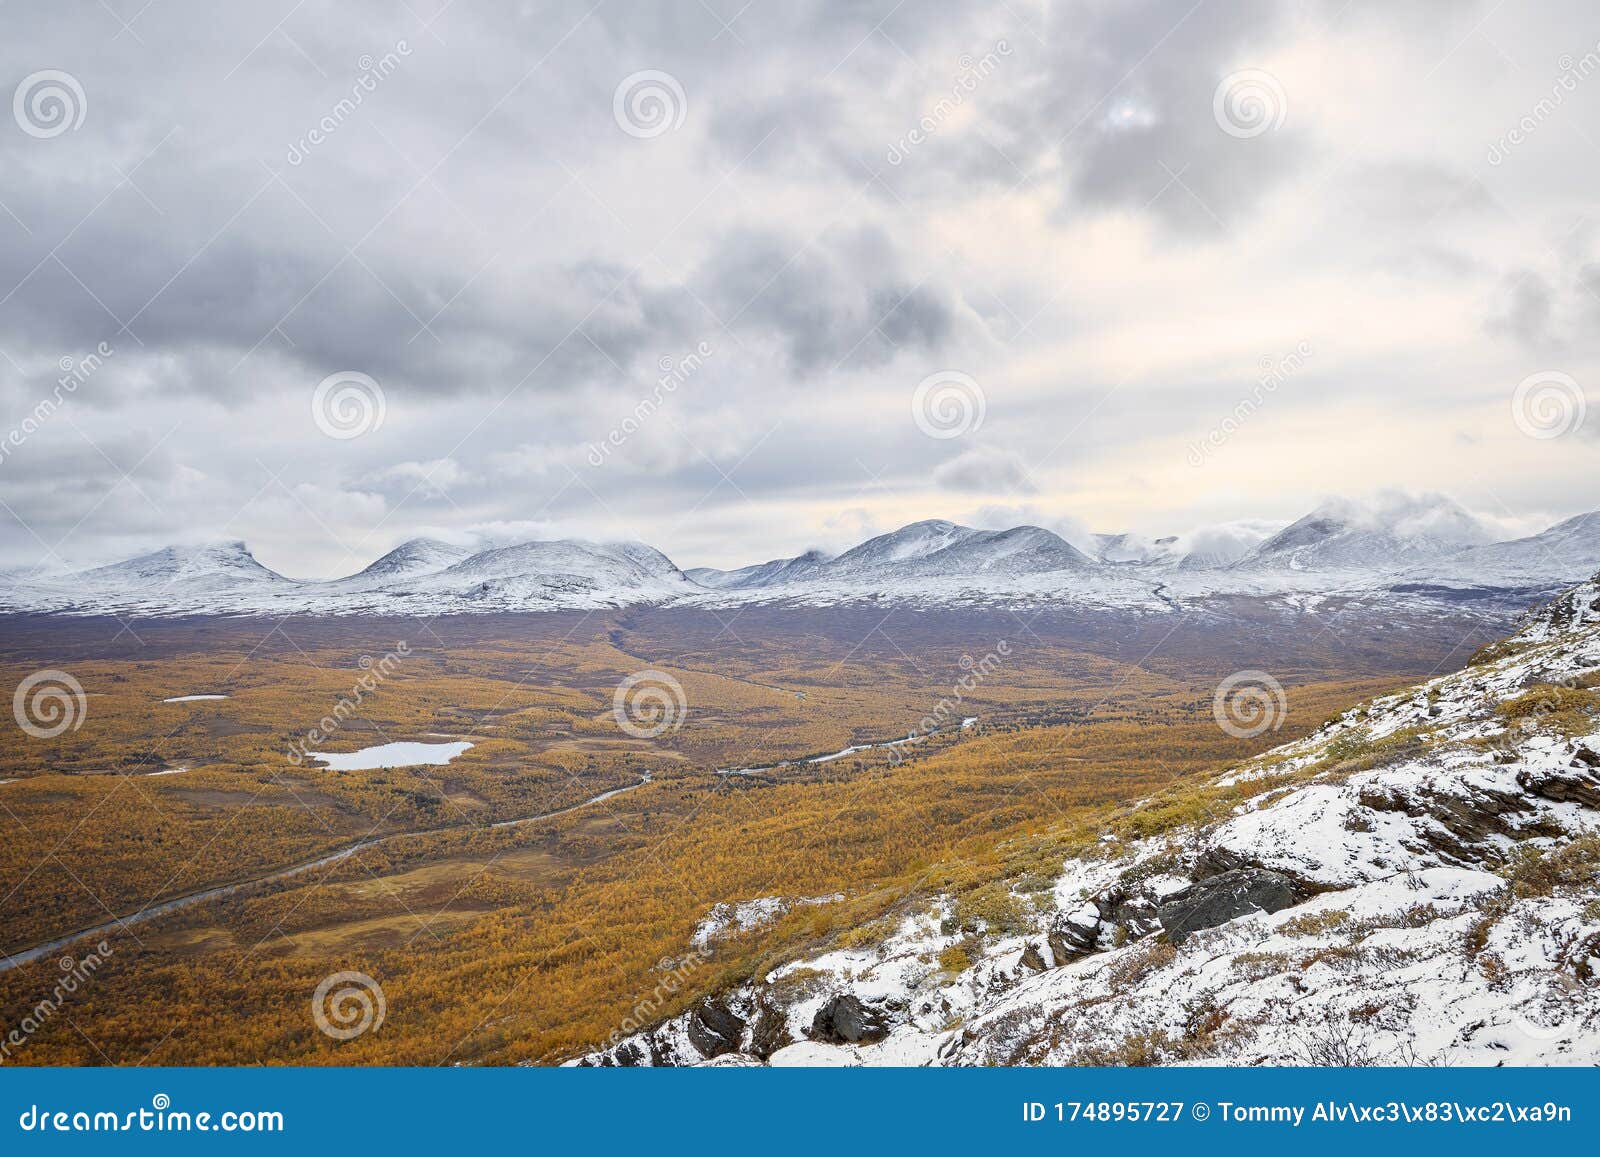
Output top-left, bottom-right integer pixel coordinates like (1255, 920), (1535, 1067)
(579, 576), (1600, 1067)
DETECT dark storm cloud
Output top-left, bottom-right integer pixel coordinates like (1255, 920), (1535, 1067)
(697, 224), (958, 371)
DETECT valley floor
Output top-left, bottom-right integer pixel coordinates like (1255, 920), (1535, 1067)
(0, 600), (1532, 1064)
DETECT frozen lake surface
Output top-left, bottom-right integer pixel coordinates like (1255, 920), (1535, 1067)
(305, 740), (473, 770)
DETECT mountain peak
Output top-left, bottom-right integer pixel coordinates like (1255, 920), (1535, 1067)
(82, 540), (287, 589)
(1241, 494), (1493, 572)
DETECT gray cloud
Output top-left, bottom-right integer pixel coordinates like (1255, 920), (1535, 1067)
(0, 0), (1591, 575)
(932, 443), (1036, 493)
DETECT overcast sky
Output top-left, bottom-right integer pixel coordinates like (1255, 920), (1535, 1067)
(1, 0), (1597, 577)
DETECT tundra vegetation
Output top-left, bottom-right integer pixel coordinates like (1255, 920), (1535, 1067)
(0, 606), (1491, 1063)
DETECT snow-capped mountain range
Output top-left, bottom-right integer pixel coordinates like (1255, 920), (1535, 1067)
(572, 573), (1600, 1067)
(3, 495), (1597, 617)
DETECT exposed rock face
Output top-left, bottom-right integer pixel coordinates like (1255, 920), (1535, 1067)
(1093, 888), (1160, 940)
(809, 995), (889, 1044)
(748, 999), (793, 1059)
(1019, 942), (1047, 972)
(1046, 908), (1100, 963)
(1518, 764), (1600, 810)
(686, 998), (745, 1058)
(1156, 869), (1296, 945)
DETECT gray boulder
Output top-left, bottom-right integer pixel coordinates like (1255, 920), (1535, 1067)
(1157, 868), (1297, 945)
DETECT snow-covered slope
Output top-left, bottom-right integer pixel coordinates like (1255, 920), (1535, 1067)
(1394, 512), (1600, 597)
(410, 539), (695, 607)
(77, 542), (289, 596)
(335, 537), (474, 587)
(1237, 495), (1493, 573)
(821, 521), (1094, 580)
(686, 549), (834, 590)
(574, 576), (1600, 1067)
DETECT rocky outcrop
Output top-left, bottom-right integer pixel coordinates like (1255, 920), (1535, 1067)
(1156, 868), (1296, 945)
(1518, 764), (1600, 810)
(748, 998), (793, 1059)
(1046, 908), (1100, 963)
(686, 997), (745, 1058)
(809, 995), (889, 1044)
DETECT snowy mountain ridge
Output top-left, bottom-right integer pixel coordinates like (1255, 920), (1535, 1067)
(572, 574), (1600, 1067)
(1, 496), (1595, 617)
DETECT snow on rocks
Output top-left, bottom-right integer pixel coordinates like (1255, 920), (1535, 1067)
(690, 894), (843, 949)
(569, 575), (1600, 1068)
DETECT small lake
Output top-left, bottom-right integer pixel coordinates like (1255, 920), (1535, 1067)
(305, 740), (474, 770)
